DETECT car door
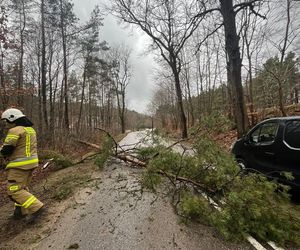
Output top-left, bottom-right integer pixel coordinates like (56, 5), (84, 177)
(277, 119), (300, 187)
(246, 121), (280, 174)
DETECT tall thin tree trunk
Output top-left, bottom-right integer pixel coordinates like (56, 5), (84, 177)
(88, 82), (92, 128)
(17, 0), (26, 107)
(186, 75), (194, 127)
(77, 67), (86, 132)
(220, 0), (249, 138)
(295, 88), (299, 104)
(0, 47), (8, 108)
(41, 0), (48, 129)
(278, 80), (286, 116)
(49, 34), (55, 140)
(38, 66), (43, 140)
(121, 92), (126, 133)
(246, 47), (255, 125)
(60, 0), (69, 131)
(196, 55), (204, 121)
(36, 40), (43, 138)
(58, 79), (64, 129)
(170, 54), (187, 138)
(277, 0), (291, 117)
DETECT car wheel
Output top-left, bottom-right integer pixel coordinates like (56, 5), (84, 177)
(236, 158), (247, 170)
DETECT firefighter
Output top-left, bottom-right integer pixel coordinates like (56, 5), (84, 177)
(0, 108), (44, 222)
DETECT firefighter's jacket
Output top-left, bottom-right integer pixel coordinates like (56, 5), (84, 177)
(2, 126), (38, 170)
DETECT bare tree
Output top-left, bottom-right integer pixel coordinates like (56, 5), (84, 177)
(108, 0), (219, 138)
(40, 0), (48, 129)
(263, 0), (300, 116)
(240, 5), (267, 125)
(150, 78), (178, 130)
(193, 0), (270, 136)
(220, 0), (252, 137)
(77, 6), (103, 132)
(11, 0), (28, 107)
(180, 48), (195, 127)
(109, 44), (132, 134)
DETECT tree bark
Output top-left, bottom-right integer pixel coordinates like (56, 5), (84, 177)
(17, 0), (26, 107)
(60, 0), (69, 131)
(77, 65), (87, 132)
(0, 48), (8, 108)
(220, 0), (249, 138)
(48, 31), (55, 140)
(41, 0), (48, 129)
(121, 91), (125, 133)
(277, 0), (291, 117)
(295, 88), (299, 104)
(171, 58), (187, 138)
(183, 61), (195, 127)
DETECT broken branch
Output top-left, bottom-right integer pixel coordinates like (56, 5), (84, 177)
(75, 139), (101, 150)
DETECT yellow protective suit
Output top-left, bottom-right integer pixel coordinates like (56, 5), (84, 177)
(3, 126), (43, 215)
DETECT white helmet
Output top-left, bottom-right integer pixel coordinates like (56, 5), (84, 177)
(1, 108), (26, 122)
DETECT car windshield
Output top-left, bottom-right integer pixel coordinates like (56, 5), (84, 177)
(284, 120), (300, 149)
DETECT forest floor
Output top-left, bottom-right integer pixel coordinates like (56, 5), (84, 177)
(0, 130), (254, 250)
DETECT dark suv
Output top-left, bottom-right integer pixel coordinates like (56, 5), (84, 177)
(232, 116), (300, 190)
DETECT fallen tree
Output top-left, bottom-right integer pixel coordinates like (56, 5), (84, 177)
(75, 133), (215, 194)
(75, 129), (300, 248)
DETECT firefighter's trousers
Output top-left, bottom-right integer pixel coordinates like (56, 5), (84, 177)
(6, 168), (43, 215)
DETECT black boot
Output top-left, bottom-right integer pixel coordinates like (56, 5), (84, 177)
(26, 206), (46, 224)
(13, 206), (25, 220)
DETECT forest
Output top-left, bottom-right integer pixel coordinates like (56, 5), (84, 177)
(0, 0), (299, 142)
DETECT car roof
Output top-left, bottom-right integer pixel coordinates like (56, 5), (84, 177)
(263, 116), (300, 122)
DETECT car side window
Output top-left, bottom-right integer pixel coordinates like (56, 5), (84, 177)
(249, 122), (278, 144)
(249, 127), (260, 143)
(284, 120), (300, 149)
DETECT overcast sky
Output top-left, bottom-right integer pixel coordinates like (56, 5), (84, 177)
(72, 0), (156, 114)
